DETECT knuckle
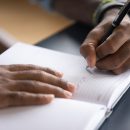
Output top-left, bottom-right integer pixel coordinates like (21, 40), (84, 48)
(121, 21), (130, 29)
(7, 92), (19, 100)
(21, 81), (36, 91)
(26, 64), (38, 70)
(11, 72), (20, 79)
(118, 22), (130, 34)
(112, 69), (122, 75)
(86, 28), (100, 40)
(88, 29), (100, 37)
(54, 87), (61, 93)
(45, 67), (55, 74)
(54, 87), (64, 97)
(80, 44), (87, 53)
(45, 84), (61, 96)
(115, 29), (128, 41)
(30, 81), (41, 92)
(6, 92), (20, 106)
(0, 69), (10, 76)
(90, 29), (98, 35)
(30, 64), (42, 70)
(117, 30), (125, 38)
(3, 77), (14, 85)
(44, 67), (51, 71)
(36, 70), (44, 75)
(57, 78), (67, 88)
(106, 41), (116, 54)
(111, 59), (121, 69)
(25, 64), (39, 70)
(34, 70), (46, 80)
(26, 64), (34, 69)
(80, 43), (94, 53)
(0, 77), (12, 84)
(0, 65), (7, 69)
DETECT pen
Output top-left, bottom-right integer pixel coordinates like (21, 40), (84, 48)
(100, 0), (130, 44)
(86, 0), (130, 73)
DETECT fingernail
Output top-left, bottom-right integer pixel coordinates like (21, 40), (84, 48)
(46, 94), (55, 102)
(86, 57), (91, 67)
(64, 90), (72, 98)
(48, 94), (55, 99)
(56, 72), (64, 77)
(67, 82), (76, 92)
(86, 57), (94, 68)
(40, 94), (54, 104)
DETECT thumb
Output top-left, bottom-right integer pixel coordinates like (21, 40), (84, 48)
(80, 27), (105, 67)
(80, 42), (96, 68)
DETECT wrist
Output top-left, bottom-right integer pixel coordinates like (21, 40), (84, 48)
(93, 0), (124, 25)
(103, 8), (130, 21)
(104, 8), (120, 18)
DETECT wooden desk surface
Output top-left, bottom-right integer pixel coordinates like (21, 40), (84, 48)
(0, 0), (73, 44)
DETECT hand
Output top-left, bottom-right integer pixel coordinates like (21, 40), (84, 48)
(0, 64), (75, 108)
(80, 9), (130, 74)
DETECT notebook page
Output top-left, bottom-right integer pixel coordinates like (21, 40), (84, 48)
(0, 99), (106, 130)
(73, 69), (130, 107)
(107, 76), (130, 109)
(0, 43), (129, 107)
(0, 43), (89, 88)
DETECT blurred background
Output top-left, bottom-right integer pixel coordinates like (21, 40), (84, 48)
(0, 0), (73, 44)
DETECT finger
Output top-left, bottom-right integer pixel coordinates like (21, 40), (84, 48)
(80, 43), (96, 67)
(8, 80), (73, 98)
(6, 92), (54, 107)
(11, 70), (75, 93)
(96, 40), (130, 70)
(96, 29), (129, 59)
(0, 64), (63, 77)
(112, 58), (130, 74)
(80, 27), (106, 67)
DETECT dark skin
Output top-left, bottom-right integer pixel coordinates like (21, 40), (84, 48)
(54, 0), (130, 74)
(80, 9), (130, 74)
(0, 0), (129, 108)
(0, 64), (75, 108)
(54, 0), (98, 23)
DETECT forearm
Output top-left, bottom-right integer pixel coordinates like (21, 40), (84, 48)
(54, 0), (127, 24)
(54, 0), (101, 24)
(31, 0), (127, 24)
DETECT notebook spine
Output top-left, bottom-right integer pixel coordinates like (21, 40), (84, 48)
(105, 109), (113, 118)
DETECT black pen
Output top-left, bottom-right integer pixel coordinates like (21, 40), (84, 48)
(100, 0), (130, 43)
(86, 0), (130, 73)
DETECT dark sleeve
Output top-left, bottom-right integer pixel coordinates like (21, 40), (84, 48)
(31, 0), (127, 24)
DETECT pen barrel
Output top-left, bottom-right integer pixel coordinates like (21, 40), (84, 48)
(113, 2), (130, 26)
(99, 1), (130, 45)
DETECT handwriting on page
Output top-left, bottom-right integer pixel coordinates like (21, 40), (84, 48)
(73, 69), (128, 106)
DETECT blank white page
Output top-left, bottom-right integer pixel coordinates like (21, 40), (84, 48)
(0, 99), (106, 130)
(0, 43), (130, 107)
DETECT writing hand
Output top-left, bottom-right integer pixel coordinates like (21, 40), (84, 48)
(80, 9), (130, 74)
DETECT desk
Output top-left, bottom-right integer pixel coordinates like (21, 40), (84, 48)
(37, 22), (130, 130)
(0, 0), (73, 44)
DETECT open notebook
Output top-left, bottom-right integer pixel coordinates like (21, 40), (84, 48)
(0, 43), (129, 130)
